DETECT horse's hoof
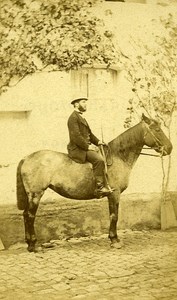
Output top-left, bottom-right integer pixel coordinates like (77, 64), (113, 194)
(27, 244), (37, 253)
(27, 246), (34, 252)
(110, 241), (123, 249)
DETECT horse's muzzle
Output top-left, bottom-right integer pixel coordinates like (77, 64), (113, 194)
(160, 143), (173, 156)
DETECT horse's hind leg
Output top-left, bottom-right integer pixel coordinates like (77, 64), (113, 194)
(23, 192), (43, 252)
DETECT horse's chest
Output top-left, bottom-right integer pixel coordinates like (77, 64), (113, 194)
(108, 160), (131, 191)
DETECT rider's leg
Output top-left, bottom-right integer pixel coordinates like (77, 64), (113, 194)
(86, 150), (111, 196)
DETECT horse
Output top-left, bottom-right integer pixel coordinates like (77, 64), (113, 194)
(16, 114), (172, 252)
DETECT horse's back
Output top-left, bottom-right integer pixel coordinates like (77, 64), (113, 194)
(23, 149), (91, 171)
(25, 149), (68, 163)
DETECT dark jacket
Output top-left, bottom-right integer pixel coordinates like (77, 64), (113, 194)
(67, 110), (99, 163)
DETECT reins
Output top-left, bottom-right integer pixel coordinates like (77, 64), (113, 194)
(139, 148), (162, 157)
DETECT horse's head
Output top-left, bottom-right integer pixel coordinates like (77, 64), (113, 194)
(141, 114), (172, 156)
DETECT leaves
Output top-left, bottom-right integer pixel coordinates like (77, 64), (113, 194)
(125, 12), (177, 129)
(0, 0), (120, 94)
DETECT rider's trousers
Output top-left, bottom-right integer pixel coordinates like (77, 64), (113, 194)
(86, 150), (105, 178)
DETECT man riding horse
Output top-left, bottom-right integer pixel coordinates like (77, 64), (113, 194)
(67, 96), (113, 198)
(17, 107), (172, 251)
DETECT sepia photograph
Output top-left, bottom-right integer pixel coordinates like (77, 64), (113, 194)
(0, 0), (177, 299)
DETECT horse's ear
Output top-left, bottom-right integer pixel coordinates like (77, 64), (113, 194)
(142, 113), (151, 124)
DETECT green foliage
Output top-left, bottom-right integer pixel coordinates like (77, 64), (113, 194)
(125, 13), (177, 129)
(0, 0), (119, 94)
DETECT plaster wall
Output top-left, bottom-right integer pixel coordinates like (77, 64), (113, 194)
(0, 2), (177, 206)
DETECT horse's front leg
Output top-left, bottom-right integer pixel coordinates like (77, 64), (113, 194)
(107, 191), (122, 249)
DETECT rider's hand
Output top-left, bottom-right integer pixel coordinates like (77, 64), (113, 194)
(98, 141), (108, 146)
(88, 144), (99, 152)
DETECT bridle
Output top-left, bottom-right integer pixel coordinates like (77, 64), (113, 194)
(140, 122), (165, 157)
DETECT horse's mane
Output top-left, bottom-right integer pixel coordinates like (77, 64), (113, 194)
(109, 122), (144, 161)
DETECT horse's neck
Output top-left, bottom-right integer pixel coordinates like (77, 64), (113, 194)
(109, 123), (144, 167)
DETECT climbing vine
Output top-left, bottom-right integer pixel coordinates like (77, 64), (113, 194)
(124, 12), (177, 223)
(125, 13), (177, 128)
(0, 0), (119, 94)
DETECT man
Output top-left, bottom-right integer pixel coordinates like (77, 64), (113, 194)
(67, 97), (112, 197)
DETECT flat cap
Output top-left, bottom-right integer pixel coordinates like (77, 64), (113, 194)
(71, 97), (88, 105)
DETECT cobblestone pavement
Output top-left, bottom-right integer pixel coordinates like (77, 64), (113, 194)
(0, 229), (177, 300)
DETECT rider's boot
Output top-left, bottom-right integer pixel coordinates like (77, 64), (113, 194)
(95, 176), (113, 198)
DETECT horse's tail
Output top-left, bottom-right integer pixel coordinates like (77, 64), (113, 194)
(16, 159), (28, 210)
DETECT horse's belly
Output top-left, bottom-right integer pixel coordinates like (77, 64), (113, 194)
(50, 164), (96, 200)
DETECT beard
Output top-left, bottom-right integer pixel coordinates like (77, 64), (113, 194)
(78, 104), (87, 112)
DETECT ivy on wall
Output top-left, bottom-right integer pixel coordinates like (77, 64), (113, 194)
(0, 0), (120, 94)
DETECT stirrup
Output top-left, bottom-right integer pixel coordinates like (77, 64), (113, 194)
(94, 187), (115, 199)
(107, 187), (116, 193)
(103, 184), (116, 194)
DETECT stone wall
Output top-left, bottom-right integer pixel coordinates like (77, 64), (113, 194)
(1, 192), (177, 249)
